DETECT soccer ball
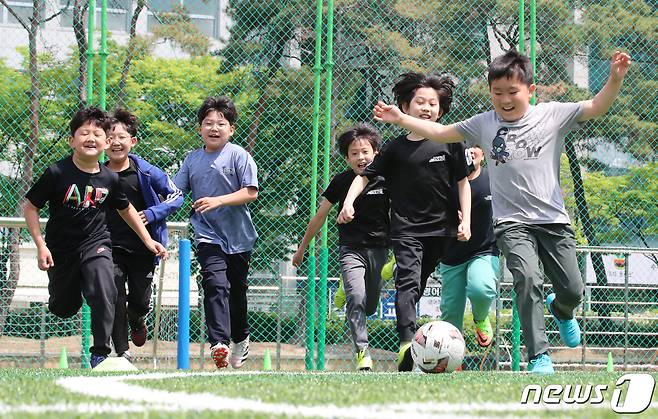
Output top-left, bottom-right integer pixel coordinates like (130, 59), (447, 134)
(411, 320), (465, 373)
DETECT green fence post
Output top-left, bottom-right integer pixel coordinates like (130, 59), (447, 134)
(316, 0), (335, 371)
(80, 0), (96, 369)
(306, 0), (325, 371)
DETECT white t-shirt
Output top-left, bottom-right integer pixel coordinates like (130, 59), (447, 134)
(455, 101), (583, 225)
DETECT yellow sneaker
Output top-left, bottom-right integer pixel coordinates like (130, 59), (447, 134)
(356, 348), (373, 371)
(381, 255), (396, 288)
(397, 342), (413, 372)
(334, 280), (346, 309)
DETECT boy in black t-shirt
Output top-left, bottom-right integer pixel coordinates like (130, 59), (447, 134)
(338, 73), (471, 371)
(105, 108), (183, 362)
(23, 107), (167, 369)
(293, 124), (389, 371)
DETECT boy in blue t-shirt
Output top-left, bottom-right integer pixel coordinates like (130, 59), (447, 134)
(374, 50), (631, 374)
(175, 96), (258, 369)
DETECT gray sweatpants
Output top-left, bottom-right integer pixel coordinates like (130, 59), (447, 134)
(339, 246), (388, 353)
(494, 222), (584, 360)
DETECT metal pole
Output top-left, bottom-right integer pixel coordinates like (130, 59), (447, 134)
(305, 0), (325, 371)
(316, 0), (334, 371)
(623, 253), (629, 370)
(99, 0), (108, 110)
(80, 0), (97, 369)
(151, 260), (166, 369)
(177, 239), (191, 369)
(276, 275), (283, 370)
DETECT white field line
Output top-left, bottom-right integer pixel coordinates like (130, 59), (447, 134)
(0, 372), (655, 418)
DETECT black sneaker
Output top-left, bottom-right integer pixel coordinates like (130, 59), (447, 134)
(397, 342), (413, 372)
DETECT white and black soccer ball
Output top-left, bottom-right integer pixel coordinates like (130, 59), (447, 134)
(411, 320), (465, 373)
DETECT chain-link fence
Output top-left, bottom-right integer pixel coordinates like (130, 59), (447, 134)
(0, 0), (655, 371)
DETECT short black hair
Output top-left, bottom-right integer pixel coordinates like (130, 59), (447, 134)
(110, 107), (139, 137)
(487, 50), (533, 86)
(336, 123), (381, 157)
(69, 106), (110, 137)
(197, 96), (238, 125)
(393, 72), (455, 117)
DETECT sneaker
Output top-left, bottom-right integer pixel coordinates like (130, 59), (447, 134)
(210, 342), (229, 369)
(397, 342), (413, 372)
(90, 354), (107, 369)
(334, 280), (346, 309)
(381, 255), (396, 281)
(474, 317), (493, 347)
(229, 337), (249, 369)
(356, 348), (373, 371)
(528, 353), (554, 374)
(119, 351), (133, 363)
(129, 317), (147, 347)
(546, 293), (581, 348)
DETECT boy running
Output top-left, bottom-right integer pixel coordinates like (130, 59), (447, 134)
(23, 107), (167, 368)
(106, 108), (183, 361)
(293, 124), (390, 371)
(338, 72), (472, 371)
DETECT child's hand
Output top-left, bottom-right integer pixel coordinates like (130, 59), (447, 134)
(457, 221), (471, 242)
(138, 211), (149, 225)
(37, 245), (54, 271)
(192, 196), (223, 213)
(147, 240), (168, 259)
(610, 51), (631, 82)
(373, 101), (403, 124)
(292, 248), (304, 267)
(337, 204), (355, 224)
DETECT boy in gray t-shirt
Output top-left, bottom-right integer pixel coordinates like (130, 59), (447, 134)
(373, 49), (631, 374)
(174, 96), (259, 370)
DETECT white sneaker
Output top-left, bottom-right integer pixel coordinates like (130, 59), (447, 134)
(210, 342), (229, 369)
(229, 337), (249, 368)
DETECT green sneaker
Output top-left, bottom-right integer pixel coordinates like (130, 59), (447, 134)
(381, 255), (396, 282)
(397, 342), (413, 372)
(474, 317), (493, 347)
(334, 280), (346, 309)
(356, 348), (373, 371)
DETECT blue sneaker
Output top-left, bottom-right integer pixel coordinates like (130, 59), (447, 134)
(528, 353), (554, 374)
(546, 293), (581, 347)
(90, 354), (107, 369)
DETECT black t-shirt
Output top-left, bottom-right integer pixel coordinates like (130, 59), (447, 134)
(442, 168), (499, 265)
(25, 156), (130, 254)
(106, 160), (150, 254)
(363, 135), (468, 238)
(322, 170), (390, 248)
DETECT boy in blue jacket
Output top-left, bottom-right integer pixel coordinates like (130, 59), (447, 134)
(106, 108), (183, 361)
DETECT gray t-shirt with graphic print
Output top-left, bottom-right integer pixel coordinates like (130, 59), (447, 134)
(455, 101), (583, 225)
(175, 142), (258, 254)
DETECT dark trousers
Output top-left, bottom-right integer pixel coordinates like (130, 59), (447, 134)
(197, 243), (251, 346)
(494, 222), (584, 359)
(111, 249), (155, 355)
(392, 236), (448, 343)
(48, 240), (117, 356)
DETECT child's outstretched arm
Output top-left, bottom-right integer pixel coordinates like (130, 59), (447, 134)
(578, 51), (631, 122)
(118, 204), (168, 258)
(337, 176), (369, 224)
(456, 177), (471, 242)
(373, 101), (465, 143)
(23, 200), (53, 270)
(292, 199), (333, 267)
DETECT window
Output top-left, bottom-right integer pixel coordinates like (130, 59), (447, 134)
(2, 0), (43, 26)
(58, 0), (131, 32)
(147, 0), (219, 38)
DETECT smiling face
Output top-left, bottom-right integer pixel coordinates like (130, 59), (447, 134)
(68, 121), (109, 162)
(199, 110), (235, 152)
(489, 76), (536, 122)
(401, 87), (442, 122)
(107, 123), (137, 164)
(345, 138), (376, 175)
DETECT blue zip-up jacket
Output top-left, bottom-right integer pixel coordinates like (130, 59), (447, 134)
(123, 154), (183, 262)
